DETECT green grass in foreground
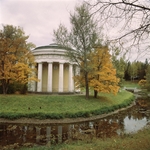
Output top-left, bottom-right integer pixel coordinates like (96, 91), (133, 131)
(0, 90), (134, 119)
(21, 126), (150, 150)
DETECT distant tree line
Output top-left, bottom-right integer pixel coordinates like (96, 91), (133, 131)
(113, 57), (149, 84)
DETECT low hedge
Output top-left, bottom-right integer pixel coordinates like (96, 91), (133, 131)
(0, 91), (135, 120)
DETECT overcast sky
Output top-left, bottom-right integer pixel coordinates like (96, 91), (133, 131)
(0, 0), (149, 61)
(0, 0), (84, 47)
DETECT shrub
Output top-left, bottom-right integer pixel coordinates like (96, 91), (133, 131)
(138, 79), (147, 88)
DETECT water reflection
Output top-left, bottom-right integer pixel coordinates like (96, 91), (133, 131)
(124, 116), (147, 133)
(0, 99), (150, 149)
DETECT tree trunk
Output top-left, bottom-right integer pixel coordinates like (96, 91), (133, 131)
(1, 61), (8, 94)
(85, 72), (89, 99)
(2, 85), (6, 94)
(2, 79), (8, 94)
(94, 90), (98, 98)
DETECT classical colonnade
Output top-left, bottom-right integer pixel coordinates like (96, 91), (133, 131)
(29, 43), (79, 93)
(33, 61), (75, 93)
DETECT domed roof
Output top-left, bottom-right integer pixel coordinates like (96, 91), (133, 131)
(34, 43), (67, 50)
(32, 43), (76, 63)
(32, 43), (73, 56)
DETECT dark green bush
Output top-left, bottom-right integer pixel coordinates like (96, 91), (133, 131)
(7, 83), (17, 94)
(0, 82), (28, 94)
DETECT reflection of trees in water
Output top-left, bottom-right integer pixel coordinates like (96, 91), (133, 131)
(93, 119), (119, 138)
(0, 99), (149, 148)
(0, 125), (47, 146)
(111, 99), (149, 125)
(69, 120), (120, 140)
(131, 99), (150, 120)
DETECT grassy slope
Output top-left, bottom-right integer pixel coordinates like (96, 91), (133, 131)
(2, 88), (149, 150)
(0, 90), (134, 119)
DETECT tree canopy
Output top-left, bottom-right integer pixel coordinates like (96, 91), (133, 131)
(74, 46), (120, 98)
(0, 25), (37, 94)
(53, 3), (102, 99)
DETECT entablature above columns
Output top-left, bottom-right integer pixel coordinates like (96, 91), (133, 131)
(34, 54), (69, 63)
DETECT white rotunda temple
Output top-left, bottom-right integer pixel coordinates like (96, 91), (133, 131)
(29, 43), (77, 93)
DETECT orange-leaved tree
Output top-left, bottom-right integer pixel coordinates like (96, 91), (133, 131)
(74, 46), (120, 98)
(0, 25), (37, 94)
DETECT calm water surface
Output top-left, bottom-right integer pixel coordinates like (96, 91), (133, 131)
(0, 98), (150, 149)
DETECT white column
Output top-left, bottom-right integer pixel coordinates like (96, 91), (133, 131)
(28, 65), (36, 92)
(47, 62), (53, 92)
(37, 62), (42, 92)
(59, 62), (64, 92)
(69, 63), (73, 92)
(46, 127), (51, 142)
(75, 65), (80, 92)
(32, 65), (36, 92)
(72, 65), (74, 92)
(36, 127), (41, 143)
(58, 126), (62, 143)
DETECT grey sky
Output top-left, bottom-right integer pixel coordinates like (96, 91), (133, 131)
(0, 0), (149, 61)
(0, 0), (83, 47)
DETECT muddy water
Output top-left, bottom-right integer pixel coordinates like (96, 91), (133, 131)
(0, 98), (150, 149)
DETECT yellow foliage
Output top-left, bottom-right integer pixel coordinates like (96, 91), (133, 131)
(74, 46), (120, 95)
(138, 79), (146, 87)
(0, 25), (37, 93)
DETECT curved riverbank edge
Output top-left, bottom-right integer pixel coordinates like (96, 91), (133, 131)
(0, 97), (136, 125)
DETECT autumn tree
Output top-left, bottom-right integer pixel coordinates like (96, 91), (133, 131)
(138, 59), (150, 90)
(74, 46), (120, 98)
(89, 0), (150, 58)
(139, 63), (150, 90)
(0, 25), (37, 94)
(53, 3), (102, 99)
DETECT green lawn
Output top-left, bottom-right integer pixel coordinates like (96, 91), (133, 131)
(0, 90), (134, 119)
(122, 80), (140, 88)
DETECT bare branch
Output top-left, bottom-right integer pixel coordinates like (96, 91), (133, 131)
(87, 0), (150, 60)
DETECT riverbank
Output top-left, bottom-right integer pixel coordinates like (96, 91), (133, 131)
(20, 125), (150, 150)
(0, 90), (135, 123)
(0, 99), (136, 124)
(1, 90), (150, 150)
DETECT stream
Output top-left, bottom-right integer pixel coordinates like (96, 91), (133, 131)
(0, 96), (150, 149)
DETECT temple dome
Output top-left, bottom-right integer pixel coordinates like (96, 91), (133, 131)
(34, 43), (66, 50)
(32, 43), (69, 56)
